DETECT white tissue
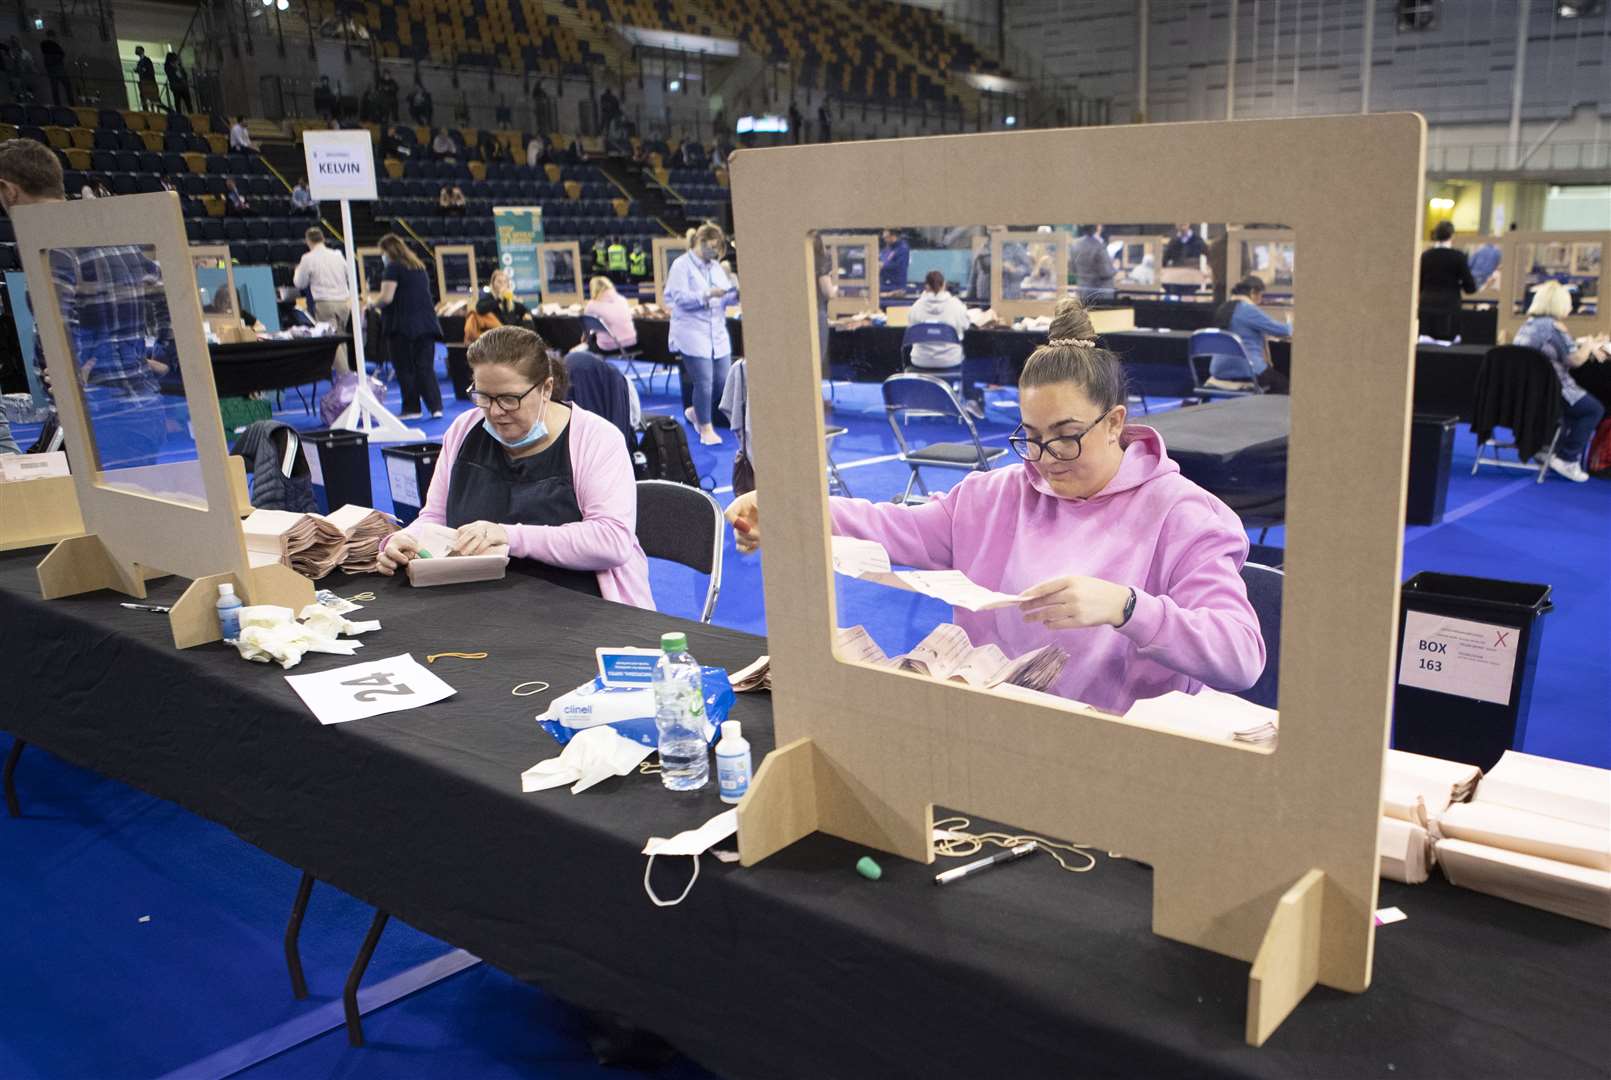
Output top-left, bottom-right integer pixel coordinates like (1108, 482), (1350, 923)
(521, 726), (654, 794)
(231, 604), (379, 669)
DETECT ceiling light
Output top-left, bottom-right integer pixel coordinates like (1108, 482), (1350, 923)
(1004, 115), (1017, 127)
(277, 0), (289, 9)
(668, 79), (681, 92)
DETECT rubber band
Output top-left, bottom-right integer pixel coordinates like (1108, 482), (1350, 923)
(932, 815), (1101, 874)
(511, 681), (551, 697)
(637, 759), (663, 775)
(643, 853), (701, 907)
(347, 592), (377, 602)
(427, 652), (488, 663)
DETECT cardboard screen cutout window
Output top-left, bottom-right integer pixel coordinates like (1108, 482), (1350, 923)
(1500, 231), (1607, 342)
(727, 115), (1425, 1047)
(537, 241), (583, 306)
(435, 244), (478, 306)
(651, 236), (689, 308)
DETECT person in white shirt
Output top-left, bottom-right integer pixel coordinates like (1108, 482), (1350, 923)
(290, 177), (316, 214)
(293, 228), (353, 371)
(906, 269), (985, 417)
(228, 116), (255, 154)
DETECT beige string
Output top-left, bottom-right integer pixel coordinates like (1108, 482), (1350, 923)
(427, 651), (488, 664)
(932, 815), (1100, 874)
(511, 680), (552, 697)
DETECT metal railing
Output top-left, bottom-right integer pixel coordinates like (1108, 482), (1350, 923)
(1427, 141), (1611, 174)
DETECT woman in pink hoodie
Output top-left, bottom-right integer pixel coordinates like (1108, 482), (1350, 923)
(378, 326), (654, 608)
(726, 298), (1263, 714)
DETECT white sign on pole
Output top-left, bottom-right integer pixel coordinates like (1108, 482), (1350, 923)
(303, 130), (378, 202)
(1397, 610), (1518, 707)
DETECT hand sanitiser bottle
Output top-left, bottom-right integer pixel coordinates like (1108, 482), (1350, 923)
(215, 583), (243, 641)
(715, 720), (751, 804)
(652, 632), (709, 790)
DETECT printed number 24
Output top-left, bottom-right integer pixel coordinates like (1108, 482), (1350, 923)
(341, 671), (414, 702)
(1418, 658), (1443, 672)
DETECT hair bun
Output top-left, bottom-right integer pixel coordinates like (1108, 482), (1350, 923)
(1047, 295), (1097, 343)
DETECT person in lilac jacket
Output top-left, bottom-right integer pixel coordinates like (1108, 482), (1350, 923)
(666, 222), (739, 446)
(725, 297), (1264, 715)
(377, 326), (654, 608)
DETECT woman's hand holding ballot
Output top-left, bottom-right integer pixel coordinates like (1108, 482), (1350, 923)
(1017, 576), (1133, 630)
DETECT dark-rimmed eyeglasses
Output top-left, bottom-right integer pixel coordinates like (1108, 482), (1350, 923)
(468, 383), (541, 412)
(1008, 409), (1112, 463)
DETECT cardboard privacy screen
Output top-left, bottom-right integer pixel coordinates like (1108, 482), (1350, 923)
(13, 191), (311, 648)
(727, 114), (1425, 1045)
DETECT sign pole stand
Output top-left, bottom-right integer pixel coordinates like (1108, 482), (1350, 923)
(304, 130), (423, 444)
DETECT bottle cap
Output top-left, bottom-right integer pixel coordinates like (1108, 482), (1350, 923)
(218, 583), (235, 597)
(721, 720), (740, 741)
(660, 632), (687, 653)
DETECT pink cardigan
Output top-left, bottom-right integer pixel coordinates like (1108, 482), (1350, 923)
(402, 405), (655, 609)
(583, 291), (638, 351)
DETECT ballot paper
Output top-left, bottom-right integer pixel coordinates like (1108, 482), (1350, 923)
(1379, 816), (1433, 885)
(406, 522), (510, 587)
(1471, 750), (1611, 829)
(285, 652), (455, 725)
(729, 655), (771, 692)
(242, 508), (348, 580)
(1382, 749), (1481, 834)
(324, 504), (401, 575)
(1120, 688), (1278, 747)
(831, 536), (1029, 613)
(834, 623), (1068, 693)
(1436, 838), (1611, 929)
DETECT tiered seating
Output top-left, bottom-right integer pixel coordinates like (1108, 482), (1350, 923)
(664, 165), (728, 223)
(368, 0), (606, 77)
(0, 106), (310, 277)
(578, 0), (723, 39)
(855, 0), (1002, 76)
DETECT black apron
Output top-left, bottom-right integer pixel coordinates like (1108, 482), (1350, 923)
(445, 418), (603, 597)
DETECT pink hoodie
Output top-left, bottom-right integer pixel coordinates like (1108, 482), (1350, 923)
(830, 426), (1264, 714)
(405, 405), (655, 609)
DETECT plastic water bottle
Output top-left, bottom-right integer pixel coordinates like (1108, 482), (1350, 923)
(653, 632), (709, 791)
(216, 583), (242, 641)
(715, 720), (751, 804)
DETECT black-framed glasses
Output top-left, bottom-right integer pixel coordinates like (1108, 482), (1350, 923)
(1009, 409), (1112, 463)
(468, 383), (542, 412)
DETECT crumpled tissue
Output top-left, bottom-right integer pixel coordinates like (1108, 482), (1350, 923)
(230, 604), (381, 669)
(521, 725), (653, 794)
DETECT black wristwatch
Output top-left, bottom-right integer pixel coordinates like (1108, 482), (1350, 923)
(1118, 587), (1137, 627)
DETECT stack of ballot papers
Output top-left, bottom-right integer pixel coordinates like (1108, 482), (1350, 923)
(243, 509), (347, 579)
(406, 521), (509, 587)
(729, 655), (770, 692)
(324, 504), (401, 574)
(831, 536), (1029, 613)
(1378, 750), (1483, 884)
(1434, 750), (1610, 927)
(835, 624), (1067, 692)
(1121, 688), (1279, 747)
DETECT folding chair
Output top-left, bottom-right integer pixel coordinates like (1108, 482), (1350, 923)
(1188, 328), (1264, 400)
(581, 312), (669, 394)
(824, 425), (853, 496)
(636, 479), (724, 622)
(882, 372), (1007, 505)
(1470, 345), (1561, 483)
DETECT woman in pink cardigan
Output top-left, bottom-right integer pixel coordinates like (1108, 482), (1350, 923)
(725, 298), (1263, 715)
(378, 326), (653, 608)
(583, 275), (637, 351)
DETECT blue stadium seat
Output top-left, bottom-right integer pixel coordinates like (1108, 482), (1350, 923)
(204, 153), (229, 174)
(223, 220), (248, 241)
(166, 113), (192, 135)
(117, 131), (144, 153)
(137, 151), (163, 173)
(241, 241), (269, 264)
(246, 220), (270, 240)
(201, 220), (225, 243)
(96, 109), (125, 130)
(90, 150), (117, 173)
(109, 175), (138, 196)
(113, 151), (139, 172)
(135, 175), (162, 194)
(63, 170), (85, 194)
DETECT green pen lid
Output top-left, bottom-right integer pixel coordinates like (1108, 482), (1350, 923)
(856, 856), (882, 881)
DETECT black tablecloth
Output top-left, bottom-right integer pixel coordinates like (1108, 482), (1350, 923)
(2, 551), (1607, 1079)
(170, 337), (348, 398)
(1143, 395), (1290, 525)
(530, 316), (746, 369)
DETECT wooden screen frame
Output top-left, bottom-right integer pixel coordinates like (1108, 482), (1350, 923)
(14, 192), (312, 648)
(1498, 230), (1608, 343)
(355, 245), (384, 298)
(433, 243), (479, 306)
(651, 236), (689, 308)
(189, 244), (241, 328)
(989, 229), (1071, 318)
(820, 234), (879, 317)
(1113, 234), (1163, 294)
(727, 113), (1426, 1046)
(536, 240), (584, 306)
(1229, 227), (1298, 306)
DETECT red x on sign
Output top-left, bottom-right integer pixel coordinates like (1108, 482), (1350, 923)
(1494, 631), (1511, 648)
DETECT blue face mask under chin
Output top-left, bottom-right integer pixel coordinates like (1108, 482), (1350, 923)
(482, 403), (549, 449)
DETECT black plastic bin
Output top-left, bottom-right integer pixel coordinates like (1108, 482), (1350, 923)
(381, 442), (442, 525)
(1392, 572), (1552, 770)
(1406, 415), (1457, 526)
(301, 428), (372, 515)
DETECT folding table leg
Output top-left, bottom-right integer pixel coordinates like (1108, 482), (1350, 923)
(3, 738), (23, 818)
(344, 909), (390, 1047)
(284, 871), (315, 1000)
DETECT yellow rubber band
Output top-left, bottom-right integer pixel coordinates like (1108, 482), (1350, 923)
(426, 652), (489, 664)
(511, 681), (551, 697)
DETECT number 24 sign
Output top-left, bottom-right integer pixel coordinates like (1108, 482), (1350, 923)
(287, 653), (457, 725)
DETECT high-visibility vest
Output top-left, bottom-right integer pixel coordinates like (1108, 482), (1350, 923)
(607, 242), (627, 272)
(592, 243), (608, 270)
(628, 247), (648, 276)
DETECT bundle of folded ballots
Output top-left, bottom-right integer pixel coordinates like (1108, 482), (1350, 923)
(1434, 750), (1610, 928)
(1377, 749), (1482, 885)
(835, 623), (1067, 693)
(242, 505), (400, 580)
(405, 522), (509, 586)
(231, 603), (382, 669)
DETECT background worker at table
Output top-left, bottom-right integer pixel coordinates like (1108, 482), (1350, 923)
(1212, 276), (1291, 394)
(1418, 220), (1476, 341)
(726, 297), (1264, 715)
(378, 326), (653, 606)
(1072, 223), (1117, 305)
(368, 232), (443, 420)
(1161, 223), (1207, 297)
(293, 227), (352, 372)
(0, 138), (173, 469)
(878, 228), (910, 295)
(1511, 280), (1610, 483)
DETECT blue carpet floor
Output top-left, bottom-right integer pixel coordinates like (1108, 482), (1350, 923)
(3, 361), (1606, 1078)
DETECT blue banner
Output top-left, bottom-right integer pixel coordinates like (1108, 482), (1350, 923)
(494, 206), (545, 306)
